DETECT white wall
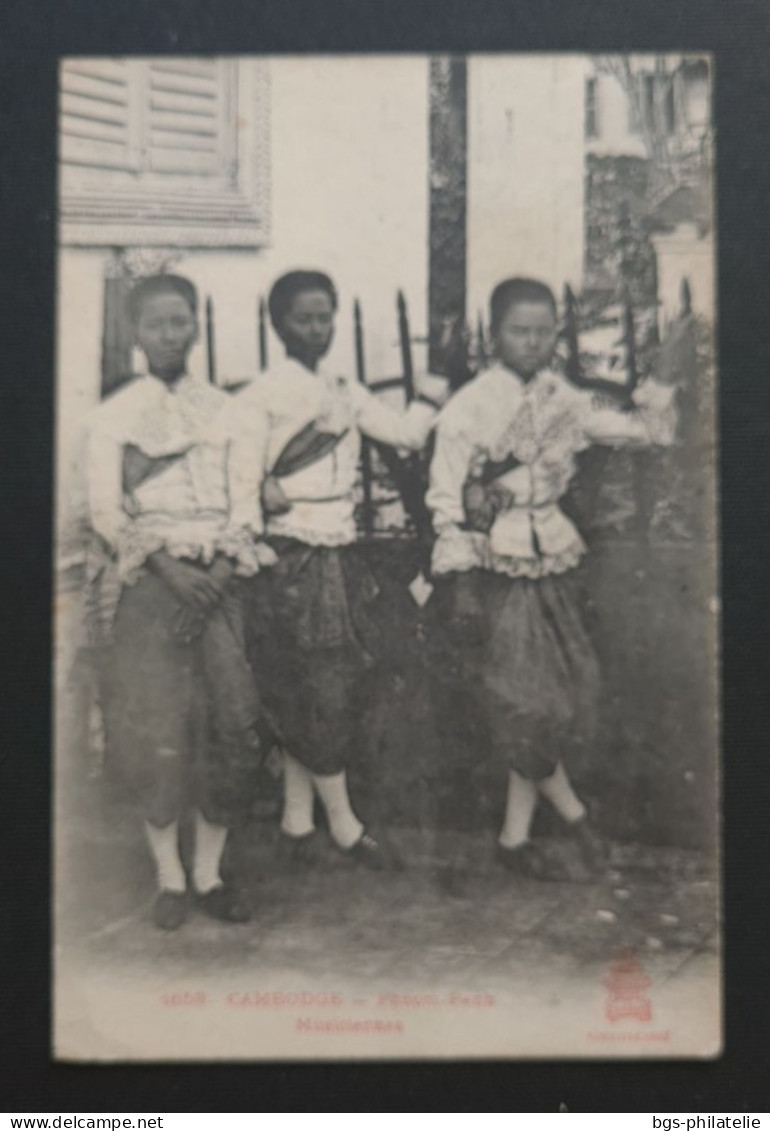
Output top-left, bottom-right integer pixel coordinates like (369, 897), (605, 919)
(182, 56), (431, 385)
(467, 55), (586, 325)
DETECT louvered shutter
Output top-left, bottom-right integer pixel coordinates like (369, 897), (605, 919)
(60, 59), (138, 172)
(146, 59), (233, 178)
(60, 57), (267, 247)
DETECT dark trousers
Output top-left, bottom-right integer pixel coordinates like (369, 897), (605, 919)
(101, 573), (264, 826)
(248, 540), (380, 776)
(432, 568), (600, 782)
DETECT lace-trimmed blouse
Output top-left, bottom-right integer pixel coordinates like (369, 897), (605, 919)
(86, 374), (272, 584)
(427, 363), (677, 579)
(228, 355), (439, 547)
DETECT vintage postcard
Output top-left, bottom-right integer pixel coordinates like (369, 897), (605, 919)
(53, 53), (720, 1060)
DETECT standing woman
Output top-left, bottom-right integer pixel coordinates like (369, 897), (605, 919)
(84, 274), (275, 929)
(230, 270), (448, 868)
(426, 277), (677, 878)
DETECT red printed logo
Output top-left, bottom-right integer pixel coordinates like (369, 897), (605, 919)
(603, 948), (653, 1023)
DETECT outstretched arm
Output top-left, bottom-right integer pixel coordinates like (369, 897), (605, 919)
(226, 385), (272, 535)
(352, 373), (450, 450)
(581, 381), (678, 449)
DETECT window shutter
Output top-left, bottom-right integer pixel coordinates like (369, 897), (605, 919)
(146, 59), (233, 178)
(60, 59), (137, 172)
(60, 57), (268, 247)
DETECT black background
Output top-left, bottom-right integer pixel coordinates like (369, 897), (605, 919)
(1, 0), (768, 1112)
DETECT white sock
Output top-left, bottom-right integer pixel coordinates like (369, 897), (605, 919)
(498, 768), (539, 850)
(280, 751), (316, 838)
(537, 762), (587, 824)
(192, 811), (228, 894)
(144, 820), (186, 893)
(312, 770), (364, 849)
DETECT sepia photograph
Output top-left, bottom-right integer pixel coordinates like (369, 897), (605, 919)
(53, 52), (719, 1060)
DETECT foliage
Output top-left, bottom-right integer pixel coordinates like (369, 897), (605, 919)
(584, 154), (658, 305)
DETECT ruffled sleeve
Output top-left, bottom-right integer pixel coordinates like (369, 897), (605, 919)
(223, 384), (271, 538)
(215, 525), (277, 574)
(426, 412), (489, 575)
(111, 521), (276, 587)
(212, 388), (276, 575)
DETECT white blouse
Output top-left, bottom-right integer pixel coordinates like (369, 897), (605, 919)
(229, 355), (440, 547)
(427, 363), (677, 579)
(85, 374), (271, 583)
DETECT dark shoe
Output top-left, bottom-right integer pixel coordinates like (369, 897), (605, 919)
(153, 889), (187, 931)
(569, 815), (607, 873)
(345, 829), (404, 871)
(197, 883), (252, 924)
(276, 829), (326, 869)
(496, 840), (569, 882)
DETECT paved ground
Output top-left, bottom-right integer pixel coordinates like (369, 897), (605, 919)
(56, 772), (718, 993)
